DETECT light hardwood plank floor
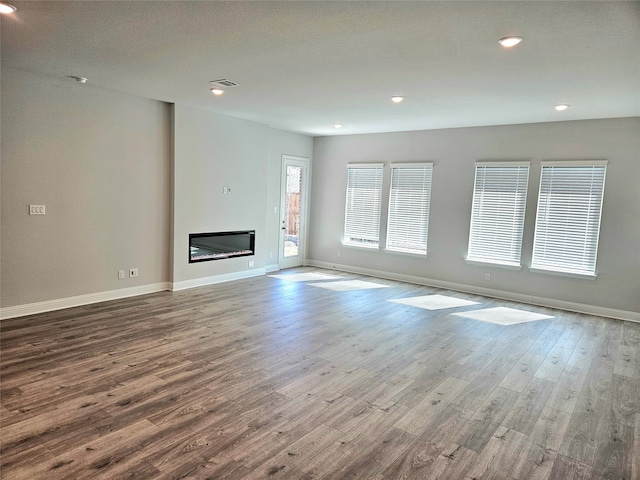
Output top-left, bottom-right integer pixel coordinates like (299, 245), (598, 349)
(1, 267), (638, 479)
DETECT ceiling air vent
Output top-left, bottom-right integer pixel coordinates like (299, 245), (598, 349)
(210, 79), (239, 88)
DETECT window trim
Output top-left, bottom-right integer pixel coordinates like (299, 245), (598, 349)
(342, 163), (384, 250)
(528, 267), (597, 280)
(385, 162), (433, 256)
(466, 161), (530, 268)
(530, 160), (607, 278)
(465, 258), (523, 271)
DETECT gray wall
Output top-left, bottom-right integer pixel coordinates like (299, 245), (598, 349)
(172, 104), (269, 283)
(1, 68), (313, 309)
(1, 67), (172, 307)
(266, 129), (314, 267)
(2, 65), (636, 316)
(171, 105), (313, 284)
(309, 118), (640, 314)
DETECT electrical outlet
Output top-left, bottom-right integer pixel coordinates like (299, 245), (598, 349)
(223, 186), (228, 194)
(118, 270), (125, 279)
(248, 260), (255, 268)
(129, 268), (139, 278)
(485, 272), (491, 281)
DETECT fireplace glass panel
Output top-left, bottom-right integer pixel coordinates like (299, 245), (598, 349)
(189, 230), (255, 263)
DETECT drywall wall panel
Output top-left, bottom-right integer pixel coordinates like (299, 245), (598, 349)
(266, 129), (314, 268)
(310, 118), (640, 313)
(1, 67), (171, 307)
(172, 104), (269, 283)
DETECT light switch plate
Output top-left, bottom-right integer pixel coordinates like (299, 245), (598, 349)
(29, 205), (46, 215)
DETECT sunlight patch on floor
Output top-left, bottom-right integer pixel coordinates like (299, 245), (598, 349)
(269, 272), (344, 282)
(389, 294), (480, 310)
(309, 280), (389, 291)
(451, 306), (553, 325)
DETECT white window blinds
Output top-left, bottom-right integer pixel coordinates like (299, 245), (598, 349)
(467, 162), (530, 267)
(344, 164), (384, 248)
(386, 163), (433, 255)
(531, 161), (607, 276)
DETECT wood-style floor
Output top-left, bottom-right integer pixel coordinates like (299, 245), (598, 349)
(1, 268), (638, 479)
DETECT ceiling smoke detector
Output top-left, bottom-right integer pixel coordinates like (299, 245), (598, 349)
(209, 79), (239, 89)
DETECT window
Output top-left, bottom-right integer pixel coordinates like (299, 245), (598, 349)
(467, 162), (530, 267)
(343, 164), (384, 248)
(531, 161), (607, 277)
(386, 163), (433, 255)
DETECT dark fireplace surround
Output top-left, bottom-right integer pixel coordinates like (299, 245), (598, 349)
(189, 230), (255, 263)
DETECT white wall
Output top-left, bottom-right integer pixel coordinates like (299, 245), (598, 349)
(309, 118), (640, 316)
(1, 67), (172, 308)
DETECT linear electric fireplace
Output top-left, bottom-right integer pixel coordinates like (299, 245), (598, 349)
(189, 230), (255, 263)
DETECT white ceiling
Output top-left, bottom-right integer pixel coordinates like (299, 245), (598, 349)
(2, 1), (639, 136)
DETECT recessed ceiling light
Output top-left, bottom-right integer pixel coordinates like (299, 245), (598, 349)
(0, 2), (17, 14)
(555, 104), (570, 111)
(210, 87), (224, 96)
(333, 124), (343, 129)
(391, 96), (404, 103)
(498, 36), (523, 48)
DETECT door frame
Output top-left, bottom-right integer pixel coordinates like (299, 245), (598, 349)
(278, 155), (310, 269)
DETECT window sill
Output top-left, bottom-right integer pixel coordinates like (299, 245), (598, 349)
(384, 249), (427, 258)
(528, 267), (597, 280)
(341, 242), (380, 252)
(465, 259), (522, 271)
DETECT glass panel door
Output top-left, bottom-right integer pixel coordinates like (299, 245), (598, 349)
(283, 165), (302, 258)
(279, 156), (308, 269)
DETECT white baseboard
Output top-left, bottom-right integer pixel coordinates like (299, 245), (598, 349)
(306, 260), (640, 323)
(265, 264), (280, 273)
(171, 268), (266, 291)
(0, 282), (171, 320)
(5, 262), (636, 324)
(1, 268), (269, 320)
